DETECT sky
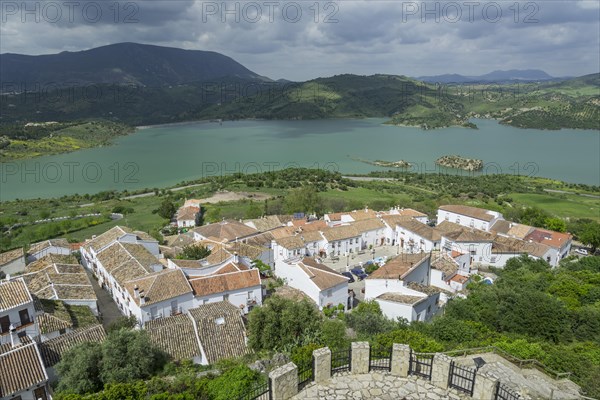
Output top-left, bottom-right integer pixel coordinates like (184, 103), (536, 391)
(1, 0), (599, 81)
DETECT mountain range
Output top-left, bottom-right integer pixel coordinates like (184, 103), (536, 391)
(0, 42), (266, 88)
(417, 69), (558, 84)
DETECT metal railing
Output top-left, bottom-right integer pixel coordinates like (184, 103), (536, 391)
(237, 380), (271, 400)
(297, 356), (314, 391)
(494, 381), (522, 400)
(409, 350), (434, 380)
(331, 347), (351, 375)
(448, 361), (476, 396)
(416, 346), (572, 380)
(369, 346), (392, 372)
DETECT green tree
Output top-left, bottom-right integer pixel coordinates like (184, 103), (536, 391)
(284, 186), (323, 216)
(545, 217), (567, 233)
(245, 202), (263, 219)
(318, 319), (349, 351)
(345, 300), (401, 337)
(177, 244), (212, 260)
(100, 329), (167, 384)
(55, 342), (103, 394)
(579, 221), (600, 253)
(107, 315), (138, 332)
(156, 199), (176, 220)
(247, 296), (323, 352)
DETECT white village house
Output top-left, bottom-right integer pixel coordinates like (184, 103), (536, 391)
(274, 257), (350, 310)
(364, 253), (441, 323)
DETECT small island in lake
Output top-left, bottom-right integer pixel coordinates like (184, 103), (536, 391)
(435, 155), (483, 171)
(353, 157), (412, 168)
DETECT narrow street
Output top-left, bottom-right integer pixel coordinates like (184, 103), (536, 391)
(85, 270), (122, 328)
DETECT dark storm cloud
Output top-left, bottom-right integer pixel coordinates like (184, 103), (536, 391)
(0, 0), (598, 80)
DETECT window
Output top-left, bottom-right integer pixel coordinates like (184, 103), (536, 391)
(247, 291), (253, 299)
(150, 306), (158, 319)
(33, 387), (48, 400)
(59, 328), (66, 335)
(326, 289), (332, 297)
(203, 299), (208, 305)
(224, 294), (229, 301)
(19, 309), (30, 325)
(427, 305), (431, 313)
(0, 315), (10, 333)
(171, 300), (178, 314)
(490, 257), (496, 263)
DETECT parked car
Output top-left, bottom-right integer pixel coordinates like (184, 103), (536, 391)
(341, 271), (355, 283)
(575, 248), (588, 255)
(350, 267), (368, 280)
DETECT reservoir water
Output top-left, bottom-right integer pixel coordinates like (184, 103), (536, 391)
(1, 118), (598, 201)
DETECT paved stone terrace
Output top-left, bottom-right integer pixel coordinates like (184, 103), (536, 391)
(293, 372), (472, 400)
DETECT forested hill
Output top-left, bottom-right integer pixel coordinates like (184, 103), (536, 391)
(0, 42), (265, 88)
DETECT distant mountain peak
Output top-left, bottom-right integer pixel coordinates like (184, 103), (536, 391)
(417, 69), (555, 84)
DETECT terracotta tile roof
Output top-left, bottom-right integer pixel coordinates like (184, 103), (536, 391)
(325, 212), (344, 221)
(96, 242), (159, 285)
(184, 199), (202, 208)
(243, 231), (276, 247)
(397, 208), (428, 218)
(126, 269), (192, 307)
(26, 254), (78, 272)
(214, 262), (247, 275)
(163, 233), (196, 248)
(299, 230), (324, 243)
(436, 221), (496, 242)
(82, 225), (132, 253)
(292, 220), (328, 232)
(431, 253), (459, 276)
(490, 220), (512, 235)
(439, 205), (499, 222)
(193, 220), (258, 241)
(381, 214), (413, 228)
(451, 250), (465, 258)
(297, 258), (349, 291)
(367, 253), (430, 280)
(275, 235), (305, 250)
(37, 313), (72, 334)
(177, 206), (199, 221)
(188, 269), (261, 298)
(450, 274), (470, 284)
(0, 340), (47, 397)
(352, 218), (386, 234)
(227, 242), (267, 260)
(145, 314), (201, 361)
(28, 238), (70, 255)
(39, 325), (106, 367)
(0, 278), (32, 312)
(346, 209), (378, 221)
(406, 282), (441, 295)
(376, 292), (425, 305)
(21, 256), (97, 301)
(269, 226), (296, 239)
(524, 228), (572, 250)
(507, 224), (535, 239)
(321, 225), (360, 242)
(244, 215), (287, 232)
(0, 248), (24, 266)
(188, 301), (250, 364)
(396, 219), (441, 241)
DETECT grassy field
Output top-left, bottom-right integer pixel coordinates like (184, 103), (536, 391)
(2, 170), (599, 252)
(509, 192), (600, 221)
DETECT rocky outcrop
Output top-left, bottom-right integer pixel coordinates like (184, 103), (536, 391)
(435, 155), (483, 171)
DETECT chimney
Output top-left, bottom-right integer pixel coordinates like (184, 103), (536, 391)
(139, 291), (146, 305)
(134, 285), (139, 298)
(233, 252), (239, 264)
(9, 324), (18, 348)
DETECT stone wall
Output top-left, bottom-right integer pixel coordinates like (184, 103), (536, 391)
(266, 341), (579, 400)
